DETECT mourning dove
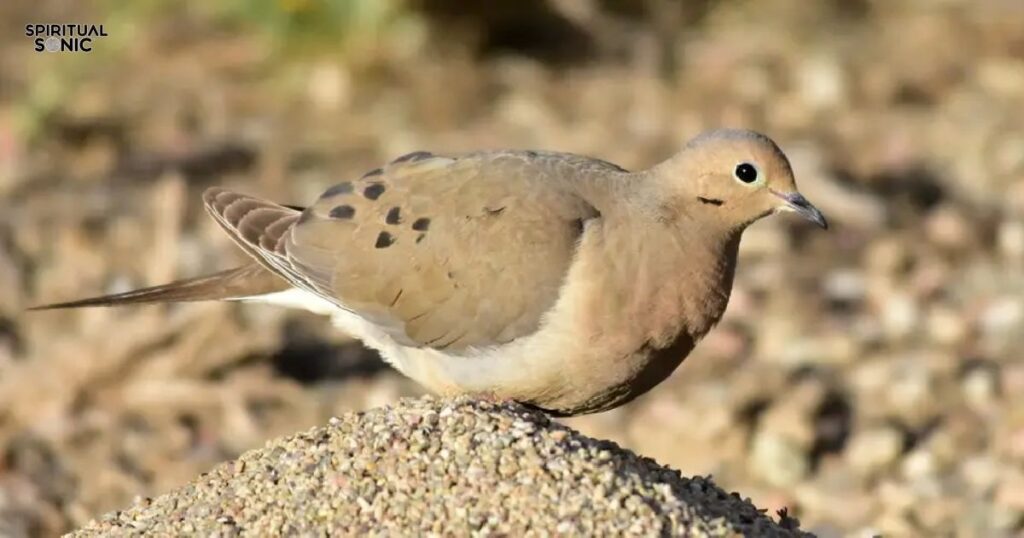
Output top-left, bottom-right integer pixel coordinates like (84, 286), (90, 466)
(33, 129), (826, 415)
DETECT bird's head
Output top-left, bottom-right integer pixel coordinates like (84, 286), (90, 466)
(650, 129), (828, 231)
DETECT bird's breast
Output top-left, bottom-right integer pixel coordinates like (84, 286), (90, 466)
(499, 221), (740, 414)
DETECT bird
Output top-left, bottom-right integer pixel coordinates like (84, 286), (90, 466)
(31, 129), (827, 416)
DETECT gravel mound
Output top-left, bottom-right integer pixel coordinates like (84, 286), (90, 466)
(72, 397), (806, 536)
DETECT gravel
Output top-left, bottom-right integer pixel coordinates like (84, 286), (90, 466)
(71, 396), (807, 537)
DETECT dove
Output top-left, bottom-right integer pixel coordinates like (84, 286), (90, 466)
(32, 129), (827, 415)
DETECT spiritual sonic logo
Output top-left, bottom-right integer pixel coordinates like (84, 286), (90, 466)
(26, 24), (108, 53)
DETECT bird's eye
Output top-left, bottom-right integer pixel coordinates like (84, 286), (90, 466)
(734, 162), (759, 184)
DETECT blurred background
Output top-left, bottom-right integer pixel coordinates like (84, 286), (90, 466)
(1, 0), (1023, 535)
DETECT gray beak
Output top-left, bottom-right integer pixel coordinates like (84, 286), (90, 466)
(772, 191), (828, 229)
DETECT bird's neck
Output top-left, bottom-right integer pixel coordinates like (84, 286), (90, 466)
(649, 221), (740, 346)
(582, 216), (742, 350)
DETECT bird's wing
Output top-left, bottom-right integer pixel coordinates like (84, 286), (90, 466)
(202, 189), (318, 294)
(205, 150), (607, 351)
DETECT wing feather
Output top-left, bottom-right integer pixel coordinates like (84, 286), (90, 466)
(203, 150), (609, 351)
(287, 151), (601, 350)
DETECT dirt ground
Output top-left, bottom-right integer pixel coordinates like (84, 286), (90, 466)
(1, 0), (1023, 536)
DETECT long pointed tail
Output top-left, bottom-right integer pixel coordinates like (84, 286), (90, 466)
(28, 264), (290, 310)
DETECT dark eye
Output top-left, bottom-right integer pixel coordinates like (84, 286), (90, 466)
(734, 162), (758, 184)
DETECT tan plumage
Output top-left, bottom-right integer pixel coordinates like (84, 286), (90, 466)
(32, 129), (827, 415)
(27, 264), (288, 310)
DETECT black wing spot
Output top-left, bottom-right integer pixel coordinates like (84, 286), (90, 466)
(416, 233), (426, 243)
(392, 151), (433, 164)
(375, 231), (395, 248)
(329, 205), (356, 219)
(697, 197), (724, 206)
(321, 182), (353, 198)
(411, 217), (431, 231)
(364, 183), (386, 200)
(385, 207), (402, 225)
(363, 167), (383, 178)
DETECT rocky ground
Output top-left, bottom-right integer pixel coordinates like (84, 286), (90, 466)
(73, 396), (807, 537)
(1, 0), (1023, 536)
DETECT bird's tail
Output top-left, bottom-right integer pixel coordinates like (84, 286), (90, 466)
(28, 264), (290, 310)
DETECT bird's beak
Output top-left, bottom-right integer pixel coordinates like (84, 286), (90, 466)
(770, 190), (828, 229)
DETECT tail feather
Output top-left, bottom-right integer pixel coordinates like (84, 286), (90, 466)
(28, 264), (290, 311)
